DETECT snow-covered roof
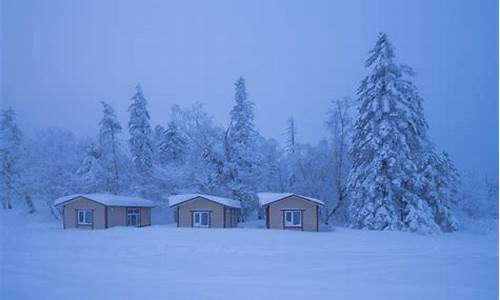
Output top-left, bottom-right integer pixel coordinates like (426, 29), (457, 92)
(168, 194), (241, 209)
(54, 194), (156, 207)
(258, 192), (325, 206)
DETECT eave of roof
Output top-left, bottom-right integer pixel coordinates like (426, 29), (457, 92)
(168, 194), (241, 209)
(258, 192), (325, 207)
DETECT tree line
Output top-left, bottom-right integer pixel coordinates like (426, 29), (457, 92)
(1, 33), (497, 233)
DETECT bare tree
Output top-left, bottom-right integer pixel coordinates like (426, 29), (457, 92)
(325, 97), (354, 224)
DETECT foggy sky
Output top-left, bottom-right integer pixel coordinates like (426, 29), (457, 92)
(2, 0), (498, 177)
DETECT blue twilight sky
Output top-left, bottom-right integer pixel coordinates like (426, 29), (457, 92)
(1, 0), (498, 177)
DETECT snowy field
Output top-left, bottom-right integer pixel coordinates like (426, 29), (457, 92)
(1, 211), (498, 300)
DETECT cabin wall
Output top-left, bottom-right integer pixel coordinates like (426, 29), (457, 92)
(108, 206), (151, 227)
(177, 197), (225, 228)
(62, 197), (106, 229)
(266, 196), (319, 232)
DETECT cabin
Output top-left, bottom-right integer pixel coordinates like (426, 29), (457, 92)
(169, 194), (241, 228)
(258, 193), (324, 232)
(54, 194), (155, 229)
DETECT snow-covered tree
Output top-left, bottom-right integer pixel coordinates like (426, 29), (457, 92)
(285, 116), (297, 154)
(0, 108), (23, 209)
(155, 121), (186, 165)
(75, 102), (130, 194)
(76, 140), (106, 193)
(418, 149), (459, 232)
(347, 33), (439, 233)
(325, 97), (354, 223)
(458, 171), (498, 222)
(284, 116), (298, 188)
(23, 128), (82, 216)
(170, 103), (226, 195)
(440, 151), (461, 207)
(225, 77), (260, 219)
(292, 141), (335, 214)
(98, 101), (124, 193)
(153, 125), (166, 164)
(258, 137), (287, 193)
(128, 84), (154, 175)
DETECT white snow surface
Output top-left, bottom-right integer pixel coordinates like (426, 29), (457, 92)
(258, 192), (325, 206)
(169, 193), (241, 208)
(1, 211), (498, 300)
(53, 193), (155, 207)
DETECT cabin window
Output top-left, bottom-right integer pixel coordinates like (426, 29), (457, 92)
(284, 210), (302, 227)
(77, 209), (93, 225)
(127, 208), (141, 226)
(192, 211), (209, 228)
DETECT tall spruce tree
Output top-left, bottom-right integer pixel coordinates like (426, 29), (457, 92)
(98, 101), (123, 193)
(347, 33), (439, 233)
(226, 77), (260, 219)
(128, 84), (154, 175)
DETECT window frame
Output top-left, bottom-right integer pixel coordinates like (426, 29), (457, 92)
(192, 211), (210, 228)
(284, 210), (302, 227)
(127, 207), (141, 227)
(76, 209), (93, 225)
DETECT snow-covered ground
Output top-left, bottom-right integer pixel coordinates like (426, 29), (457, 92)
(1, 211), (498, 300)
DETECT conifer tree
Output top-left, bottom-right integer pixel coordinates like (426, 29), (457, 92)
(128, 84), (154, 175)
(226, 77), (260, 219)
(347, 33), (438, 233)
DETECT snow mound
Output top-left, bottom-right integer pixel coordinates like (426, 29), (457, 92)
(258, 192), (325, 206)
(168, 194), (241, 208)
(53, 193), (155, 207)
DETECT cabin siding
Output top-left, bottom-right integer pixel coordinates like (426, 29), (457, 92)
(61, 197), (152, 229)
(176, 197), (234, 228)
(62, 197), (106, 229)
(105, 206), (151, 227)
(140, 207), (151, 226)
(107, 206), (127, 227)
(265, 195), (319, 232)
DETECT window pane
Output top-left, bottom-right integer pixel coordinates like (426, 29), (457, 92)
(85, 211), (92, 223)
(293, 211), (301, 225)
(201, 213), (208, 225)
(286, 212), (292, 222)
(195, 213), (200, 224)
(78, 211), (84, 223)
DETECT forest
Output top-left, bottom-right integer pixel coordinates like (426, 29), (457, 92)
(1, 33), (498, 234)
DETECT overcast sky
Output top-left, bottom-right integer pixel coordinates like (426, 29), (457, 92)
(2, 0), (498, 177)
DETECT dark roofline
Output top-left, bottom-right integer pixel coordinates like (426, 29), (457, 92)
(54, 195), (106, 207)
(169, 195), (241, 209)
(55, 195), (155, 208)
(261, 194), (324, 207)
